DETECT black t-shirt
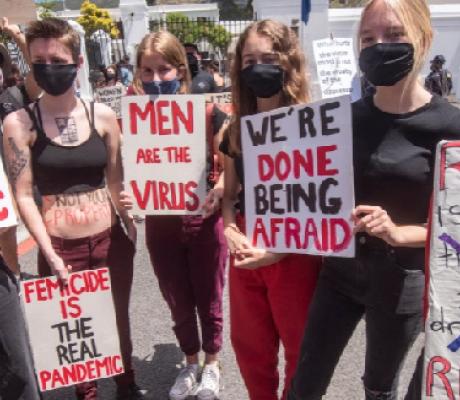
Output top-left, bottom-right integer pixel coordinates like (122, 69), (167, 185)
(191, 71), (217, 94)
(354, 94), (460, 226)
(219, 132), (245, 213)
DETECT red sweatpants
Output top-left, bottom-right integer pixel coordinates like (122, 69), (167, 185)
(230, 252), (320, 400)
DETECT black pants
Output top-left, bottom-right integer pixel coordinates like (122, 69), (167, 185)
(288, 241), (424, 400)
(0, 261), (40, 400)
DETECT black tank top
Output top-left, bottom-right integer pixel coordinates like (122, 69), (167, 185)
(25, 99), (107, 196)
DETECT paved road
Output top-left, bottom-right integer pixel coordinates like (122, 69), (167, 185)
(19, 223), (423, 400)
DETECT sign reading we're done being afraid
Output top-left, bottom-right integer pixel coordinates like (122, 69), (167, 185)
(21, 269), (123, 392)
(241, 95), (355, 257)
(122, 95), (206, 215)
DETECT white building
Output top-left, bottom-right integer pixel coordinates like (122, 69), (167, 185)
(253, 0), (460, 97)
(54, 1), (219, 20)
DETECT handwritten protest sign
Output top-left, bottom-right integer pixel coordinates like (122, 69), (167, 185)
(122, 95), (206, 215)
(241, 95), (354, 257)
(423, 141), (460, 399)
(21, 268), (123, 392)
(0, 164), (17, 228)
(312, 38), (357, 99)
(205, 92), (231, 105)
(96, 85), (124, 119)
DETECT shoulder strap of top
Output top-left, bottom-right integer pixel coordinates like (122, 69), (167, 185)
(79, 98), (94, 132)
(23, 101), (42, 134)
(90, 101), (95, 131)
(34, 100), (45, 133)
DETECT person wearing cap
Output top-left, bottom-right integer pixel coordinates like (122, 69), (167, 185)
(425, 54), (453, 97)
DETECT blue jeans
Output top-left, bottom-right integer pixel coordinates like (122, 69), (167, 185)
(288, 237), (424, 400)
(0, 261), (40, 400)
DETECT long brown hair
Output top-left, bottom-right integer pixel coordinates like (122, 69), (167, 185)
(132, 31), (191, 95)
(227, 19), (310, 155)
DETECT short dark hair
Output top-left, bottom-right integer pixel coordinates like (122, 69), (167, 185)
(26, 18), (80, 63)
(183, 42), (199, 53)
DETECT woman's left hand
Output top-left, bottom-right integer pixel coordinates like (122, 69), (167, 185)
(233, 248), (285, 269)
(201, 187), (223, 218)
(352, 205), (402, 246)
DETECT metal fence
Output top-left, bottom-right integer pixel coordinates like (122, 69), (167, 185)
(85, 19), (127, 71)
(0, 33), (29, 77)
(148, 18), (253, 77)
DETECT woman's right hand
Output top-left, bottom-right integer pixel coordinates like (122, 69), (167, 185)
(223, 224), (253, 259)
(48, 256), (72, 285)
(119, 190), (134, 211)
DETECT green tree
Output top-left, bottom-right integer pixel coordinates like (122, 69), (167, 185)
(37, 0), (59, 18)
(218, 0), (253, 20)
(152, 12), (231, 52)
(77, 0), (120, 38)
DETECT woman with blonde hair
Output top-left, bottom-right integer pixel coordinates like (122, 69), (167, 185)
(220, 19), (320, 400)
(288, 0), (460, 399)
(125, 31), (228, 400)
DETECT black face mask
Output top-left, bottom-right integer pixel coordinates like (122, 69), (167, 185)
(240, 64), (284, 98)
(33, 63), (78, 96)
(359, 43), (414, 87)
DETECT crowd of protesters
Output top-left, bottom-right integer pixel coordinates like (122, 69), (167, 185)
(0, 0), (460, 399)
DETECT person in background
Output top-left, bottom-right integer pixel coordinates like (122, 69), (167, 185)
(90, 69), (106, 90)
(220, 19), (320, 400)
(425, 54), (453, 98)
(123, 31), (228, 400)
(104, 63), (121, 87)
(184, 42), (217, 94)
(288, 1), (460, 399)
(118, 54), (133, 87)
(204, 60), (225, 91)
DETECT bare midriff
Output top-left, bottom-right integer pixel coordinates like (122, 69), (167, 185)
(41, 187), (116, 239)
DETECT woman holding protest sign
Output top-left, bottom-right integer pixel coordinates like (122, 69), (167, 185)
(123, 31), (228, 400)
(288, 1), (460, 399)
(2, 18), (143, 400)
(219, 19), (320, 400)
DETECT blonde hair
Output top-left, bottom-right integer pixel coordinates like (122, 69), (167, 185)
(132, 31), (191, 95)
(226, 19), (310, 155)
(359, 0), (433, 81)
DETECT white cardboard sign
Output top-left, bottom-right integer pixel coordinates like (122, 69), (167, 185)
(423, 140), (460, 399)
(96, 85), (124, 119)
(21, 268), (123, 392)
(313, 38), (358, 100)
(241, 95), (355, 257)
(121, 95), (206, 215)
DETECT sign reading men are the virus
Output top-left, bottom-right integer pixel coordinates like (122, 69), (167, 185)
(241, 95), (355, 257)
(122, 95), (206, 215)
(423, 141), (460, 399)
(21, 268), (123, 392)
(96, 85), (124, 119)
(312, 38), (358, 100)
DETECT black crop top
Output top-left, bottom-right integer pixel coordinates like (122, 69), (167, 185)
(25, 99), (107, 196)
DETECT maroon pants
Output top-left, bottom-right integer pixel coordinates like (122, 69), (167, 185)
(145, 213), (227, 355)
(38, 222), (135, 399)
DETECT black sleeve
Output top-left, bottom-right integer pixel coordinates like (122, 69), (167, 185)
(212, 105), (228, 136)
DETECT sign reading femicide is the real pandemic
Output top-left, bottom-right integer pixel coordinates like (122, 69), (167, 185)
(241, 95), (355, 257)
(423, 141), (460, 399)
(312, 38), (358, 100)
(122, 95), (206, 216)
(21, 269), (123, 392)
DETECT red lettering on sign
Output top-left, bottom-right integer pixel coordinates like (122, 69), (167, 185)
(425, 356), (454, 400)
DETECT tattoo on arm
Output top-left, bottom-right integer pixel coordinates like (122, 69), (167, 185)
(55, 117), (79, 144)
(7, 137), (28, 189)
